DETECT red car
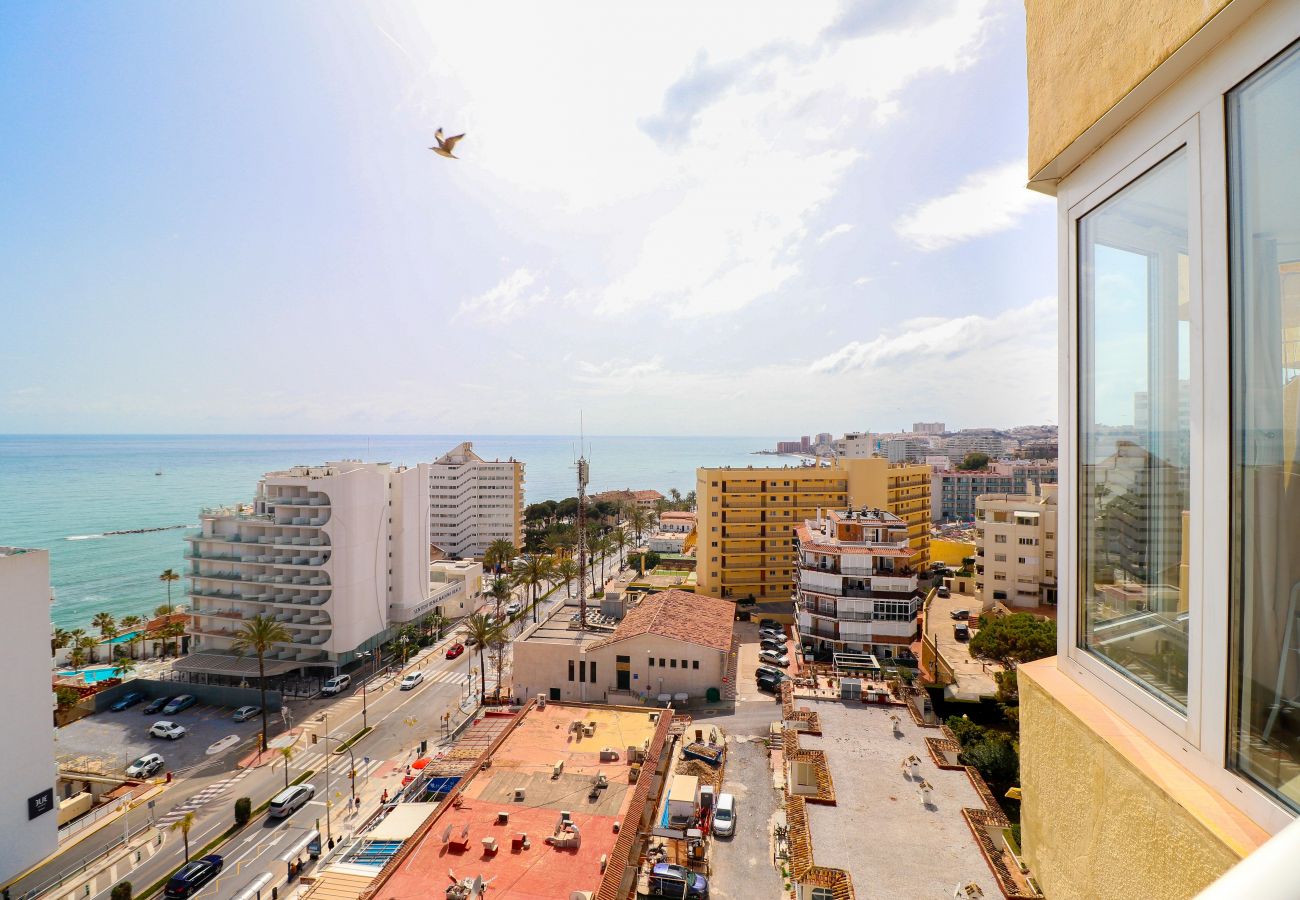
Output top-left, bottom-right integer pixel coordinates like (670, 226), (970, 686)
(445, 642), (465, 660)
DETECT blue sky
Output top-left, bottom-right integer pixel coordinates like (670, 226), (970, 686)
(0, 1), (1056, 436)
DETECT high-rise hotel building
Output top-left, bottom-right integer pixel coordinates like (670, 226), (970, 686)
(695, 456), (929, 614)
(428, 442), (525, 559)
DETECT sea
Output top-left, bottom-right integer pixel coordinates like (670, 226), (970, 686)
(0, 434), (779, 630)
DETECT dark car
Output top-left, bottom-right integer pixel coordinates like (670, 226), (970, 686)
(164, 855), (223, 899)
(756, 675), (782, 694)
(760, 638), (786, 651)
(758, 619), (780, 630)
(162, 694), (197, 715)
(648, 862), (708, 898)
(142, 696), (170, 715)
(754, 665), (787, 681)
(111, 691), (147, 712)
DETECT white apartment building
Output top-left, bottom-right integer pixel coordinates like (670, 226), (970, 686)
(183, 460), (435, 678)
(973, 483), (1058, 609)
(428, 442), (524, 559)
(0, 547), (58, 884)
(832, 431), (876, 458)
(794, 508), (922, 660)
(913, 421), (946, 435)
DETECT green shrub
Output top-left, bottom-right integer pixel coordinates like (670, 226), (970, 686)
(111, 881), (132, 900)
(234, 797), (251, 826)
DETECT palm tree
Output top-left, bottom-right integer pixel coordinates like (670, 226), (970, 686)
(52, 627), (72, 657)
(543, 529), (574, 555)
(92, 612), (117, 643)
(513, 555), (553, 623)
(609, 528), (629, 570)
(278, 744), (297, 788)
(555, 557), (579, 600)
(68, 645), (87, 669)
(113, 651), (136, 680)
(231, 614), (291, 753)
(161, 621), (186, 658)
(464, 614), (502, 703)
(171, 811), (196, 861)
(159, 569), (180, 615)
(420, 611), (446, 643)
(396, 624), (419, 664)
(483, 539), (517, 575)
(626, 505), (651, 544)
(120, 615), (144, 659)
(487, 576), (513, 617)
(76, 634), (99, 666)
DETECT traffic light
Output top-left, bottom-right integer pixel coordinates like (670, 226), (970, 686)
(311, 733), (318, 745)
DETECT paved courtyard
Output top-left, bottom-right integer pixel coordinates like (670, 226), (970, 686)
(710, 734), (784, 900)
(926, 590), (1002, 700)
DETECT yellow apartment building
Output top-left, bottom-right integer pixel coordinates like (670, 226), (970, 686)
(1022, 1), (1300, 897)
(695, 457), (930, 613)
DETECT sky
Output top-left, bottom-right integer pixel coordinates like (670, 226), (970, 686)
(0, 0), (1057, 436)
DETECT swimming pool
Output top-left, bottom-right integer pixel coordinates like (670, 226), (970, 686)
(57, 666), (120, 684)
(108, 630), (141, 644)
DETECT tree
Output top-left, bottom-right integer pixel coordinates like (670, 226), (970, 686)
(554, 496), (579, 520)
(396, 624), (419, 664)
(464, 614), (503, 703)
(52, 627), (72, 657)
(231, 614), (291, 752)
(75, 633), (99, 666)
(957, 452), (991, 471)
(113, 651), (136, 680)
(234, 797), (252, 826)
(590, 532), (611, 590)
(608, 528), (629, 569)
(420, 611), (446, 644)
(484, 576), (511, 618)
(171, 811), (196, 861)
(513, 555), (553, 623)
(483, 539), (517, 574)
(120, 615), (144, 658)
(555, 557), (579, 600)
(157, 621), (186, 658)
(111, 881), (132, 900)
(968, 613), (1057, 669)
(524, 501), (557, 523)
(55, 685), (81, 709)
(67, 646), (87, 670)
(625, 505), (651, 543)
(629, 549), (662, 574)
(159, 568), (180, 615)
(93, 612), (118, 644)
(278, 744), (297, 788)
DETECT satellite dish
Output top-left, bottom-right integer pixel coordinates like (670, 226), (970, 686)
(441, 824), (453, 844)
(471, 875), (484, 896)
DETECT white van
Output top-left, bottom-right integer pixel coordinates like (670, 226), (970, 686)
(321, 674), (351, 696)
(713, 792), (736, 838)
(268, 783), (316, 819)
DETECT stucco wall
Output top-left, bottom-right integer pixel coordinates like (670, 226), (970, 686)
(1026, 0), (1231, 175)
(1019, 659), (1247, 900)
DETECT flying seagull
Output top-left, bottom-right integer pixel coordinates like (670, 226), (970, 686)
(430, 128), (465, 159)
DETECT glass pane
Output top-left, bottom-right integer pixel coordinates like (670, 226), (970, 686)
(1078, 148), (1191, 710)
(1230, 42), (1300, 809)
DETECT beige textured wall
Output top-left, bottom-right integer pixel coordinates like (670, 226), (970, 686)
(1025, 0), (1232, 175)
(1019, 660), (1243, 900)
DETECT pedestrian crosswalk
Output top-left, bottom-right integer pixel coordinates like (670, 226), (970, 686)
(156, 768), (250, 826)
(281, 753), (386, 788)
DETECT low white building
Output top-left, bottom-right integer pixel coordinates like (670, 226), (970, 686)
(183, 460), (435, 678)
(0, 547), (58, 884)
(512, 589), (734, 704)
(794, 508), (922, 660)
(974, 483), (1059, 609)
(428, 442), (525, 559)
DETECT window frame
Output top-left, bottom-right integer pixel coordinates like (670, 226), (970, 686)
(1054, 0), (1300, 833)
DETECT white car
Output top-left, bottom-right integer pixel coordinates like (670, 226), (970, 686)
(758, 650), (790, 668)
(713, 792), (736, 837)
(126, 753), (165, 777)
(399, 671), (424, 690)
(150, 721), (187, 740)
(505, 600), (523, 616)
(321, 674), (351, 696)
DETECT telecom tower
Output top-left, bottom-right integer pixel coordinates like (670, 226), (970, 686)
(575, 452), (589, 630)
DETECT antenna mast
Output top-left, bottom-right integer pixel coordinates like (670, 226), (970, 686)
(576, 419), (589, 630)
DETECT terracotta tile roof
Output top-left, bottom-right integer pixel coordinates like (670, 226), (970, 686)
(633, 489), (665, 501)
(589, 589), (733, 653)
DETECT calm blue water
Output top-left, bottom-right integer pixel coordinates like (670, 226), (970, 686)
(56, 666), (119, 683)
(0, 434), (773, 629)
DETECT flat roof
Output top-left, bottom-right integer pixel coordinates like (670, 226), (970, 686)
(798, 703), (997, 897)
(518, 610), (613, 646)
(371, 701), (670, 900)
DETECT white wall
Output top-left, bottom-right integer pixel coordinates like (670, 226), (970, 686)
(0, 549), (58, 883)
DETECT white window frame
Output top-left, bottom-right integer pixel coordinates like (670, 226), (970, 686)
(1055, 1), (1300, 834)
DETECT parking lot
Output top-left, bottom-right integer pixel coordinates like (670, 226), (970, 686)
(55, 697), (266, 778)
(733, 622), (791, 703)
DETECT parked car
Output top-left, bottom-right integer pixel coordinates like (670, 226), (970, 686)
(267, 783), (316, 819)
(756, 675), (782, 695)
(125, 753), (165, 778)
(162, 694), (196, 715)
(505, 600), (523, 616)
(712, 792), (736, 837)
(760, 638), (786, 651)
(758, 619), (780, 629)
(232, 705), (260, 722)
(400, 671), (424, 690)
(950, 608), (970, 620)
(758, 650), (790, 667)
(150, 721), (186, 740)
(954, 622), (970, 641)
(754, 665), (787, 681)
(142, 696), (170, 715)
(111, 690), (147, 712)
(648, 862), (709, 898)
(937, 586), (951, 598)
(164, 855), (223, 899)
(445, 642), (465, 660)
(321, 674), (351, 696)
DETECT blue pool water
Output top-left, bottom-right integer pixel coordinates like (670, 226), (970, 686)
(57, 666), (120, 684)
(108, 630), (140, 644)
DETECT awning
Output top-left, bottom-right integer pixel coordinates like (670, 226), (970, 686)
(278, 829), (321, 863)
(173, 652), (308, 678)
(230, 872), (274, 900)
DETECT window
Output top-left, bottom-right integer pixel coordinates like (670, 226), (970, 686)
(590, 661), (596, 683)
(579, 660), (586, 682)
(692, 660), (699, 670)
(648, 657), (654, 667)
(1078, 146), (1191, 711)
(994, 534), (1007, 544)
(659, 658), (666, 667)
(670, 659), (677, 668)
(1229, 40), (1300, 810)
(994, 553), (1007, 562)
(681, 659), (688, 668)
(568, 660), (574, 682)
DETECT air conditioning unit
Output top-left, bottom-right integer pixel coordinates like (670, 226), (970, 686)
(536, 693), (547, 708)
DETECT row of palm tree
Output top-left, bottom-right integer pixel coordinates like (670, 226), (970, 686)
(53, 567), (189, 669)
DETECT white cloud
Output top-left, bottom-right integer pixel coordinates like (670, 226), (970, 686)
(455, 269), (548, 324)
(853, 276), (875, 287)
(818, 223), (854, 243)
(895, 158), (1048, 250)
